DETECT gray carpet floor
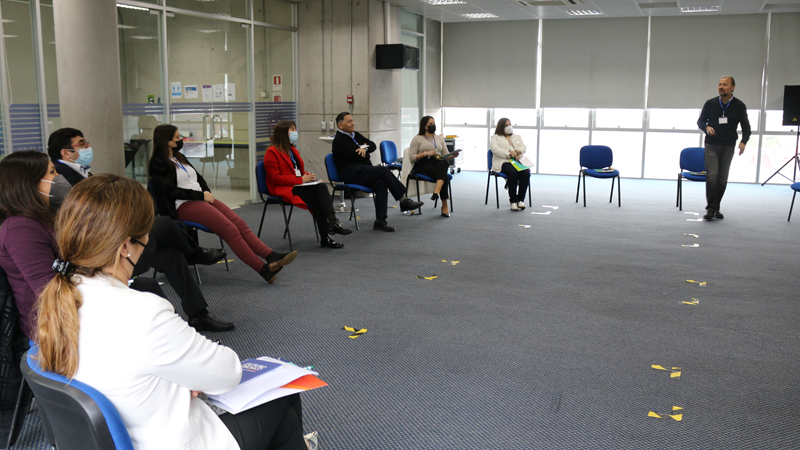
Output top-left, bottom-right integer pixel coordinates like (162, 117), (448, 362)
(10, 172), (800, 449)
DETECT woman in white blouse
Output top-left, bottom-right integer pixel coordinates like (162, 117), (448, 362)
(35, 175), (309, 450)
(489, 118), (531, 211)
(408, 116), (451, 217)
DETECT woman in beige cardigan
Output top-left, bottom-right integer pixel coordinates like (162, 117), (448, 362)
(489, 118), (531, 211)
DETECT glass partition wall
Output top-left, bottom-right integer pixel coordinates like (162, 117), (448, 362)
(118, 0), (297, 205)
(0, 0), (296, 203)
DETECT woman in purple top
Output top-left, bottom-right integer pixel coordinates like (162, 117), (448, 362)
(0, 151), (61, 339)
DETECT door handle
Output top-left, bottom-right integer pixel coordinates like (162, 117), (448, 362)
(202, 114), (213, 141)
(214, 114), (223, 140)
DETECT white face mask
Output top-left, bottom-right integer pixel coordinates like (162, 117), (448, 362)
(504, 126), (513, 135)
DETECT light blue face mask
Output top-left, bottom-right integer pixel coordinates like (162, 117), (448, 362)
(74, 147), (93, 166)
(289, 131), (299, 144)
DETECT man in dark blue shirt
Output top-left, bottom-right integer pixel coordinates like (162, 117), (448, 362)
(697, 76), (751, 220)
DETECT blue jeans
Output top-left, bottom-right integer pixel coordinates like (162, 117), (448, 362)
(704, 143), (735, 210)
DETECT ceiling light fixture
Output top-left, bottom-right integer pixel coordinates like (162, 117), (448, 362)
(116, 4), (150, 11)
(680, 6), (719, 13)
(461, 13), (498, 18)
(423, 0), (468, 4)
(565, 9), (602, 15)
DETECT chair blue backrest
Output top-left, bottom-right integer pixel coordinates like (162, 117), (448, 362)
(22, 346), (134, 450)
(580, 145), (613, 169)
(679, 147), (705, 173)
(486, 150), (493, 172)
(256, 161), (269, 197)
(380, 141), (398, 165)
(325, 154), (341, 183)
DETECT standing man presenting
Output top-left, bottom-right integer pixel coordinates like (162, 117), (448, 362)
(332, 112), (423, 232)
(697, 76), (751, 220)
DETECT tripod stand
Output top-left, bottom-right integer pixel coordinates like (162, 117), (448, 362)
(761, 125), (800, 185)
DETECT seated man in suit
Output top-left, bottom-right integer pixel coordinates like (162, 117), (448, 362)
(46, 128), (234, 332)
(331, 112), (423, 232)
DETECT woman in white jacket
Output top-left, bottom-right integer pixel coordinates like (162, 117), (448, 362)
(489, 118), (531, 211)
(35, 175), (307, 450)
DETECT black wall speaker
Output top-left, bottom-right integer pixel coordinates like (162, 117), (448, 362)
(783, 85), (800, 126)
(376, 44), (419, 70)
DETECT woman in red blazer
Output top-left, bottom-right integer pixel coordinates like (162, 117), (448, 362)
(265, 120), (351, 249)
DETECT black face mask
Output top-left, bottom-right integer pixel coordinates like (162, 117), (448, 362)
(125, 238), (147, 272)
(174, 139), (184, 152)
(426, 124), (436, 134)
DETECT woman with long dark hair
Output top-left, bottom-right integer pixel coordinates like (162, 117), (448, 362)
(35, 175), (309, 450)
(408, 116), (452, 217)
(264, 120), (351, 248)
(148, 124), (296, 283)
(490, 117), (530, 211)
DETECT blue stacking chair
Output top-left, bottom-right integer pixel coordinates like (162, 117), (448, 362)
(324, 154), (373, 230)
(406, 170), (454, 214)
(21, 346), (134, 450)
(676, 147), (706, 211)
(576, 145), (620, 207)
(788, 182), (800, 221)
(379, 141), (402, 176)
(485, 150), (532, 209)
(255, 161), (318, 251)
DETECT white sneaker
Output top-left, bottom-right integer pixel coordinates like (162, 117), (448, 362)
(510, 202), (519, 211)
(517, 201), (526, 210)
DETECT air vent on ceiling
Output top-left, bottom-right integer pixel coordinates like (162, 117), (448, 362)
(637, 2), (678, 10)
(518, 0), (584, 6)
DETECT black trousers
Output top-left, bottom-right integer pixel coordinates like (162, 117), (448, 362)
(500, 163), (531, 203)
(133, 216), (207, 317)
(218, 394), (306, 450)
(704, 143), (735, 211)
(129, 277), (168, 299)
(342, 164), (406, 220)
(293, 184), (335, 240)
(412, 158), (449, 200)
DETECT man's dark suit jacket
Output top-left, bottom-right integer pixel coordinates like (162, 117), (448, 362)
(54, 160), (91, 186)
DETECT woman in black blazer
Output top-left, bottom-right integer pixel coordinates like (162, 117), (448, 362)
(149, 124), (296, 284)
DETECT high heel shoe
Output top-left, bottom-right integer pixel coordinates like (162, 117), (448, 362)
(441, 207), (450, 218)
(321, 236), (345, 248)
(430, 193), (439, 202)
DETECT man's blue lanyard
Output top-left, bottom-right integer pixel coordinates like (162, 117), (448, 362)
(719, 96), (733, 117)
(172, 158), (190, 179)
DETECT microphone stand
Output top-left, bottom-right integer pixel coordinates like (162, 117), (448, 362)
(761, 125), (800, 185)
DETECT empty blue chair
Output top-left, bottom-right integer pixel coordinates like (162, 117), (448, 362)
(485, 150), (532, 209)
(379, 141), (402, 176)
(676, 147), (706, 211)
(21, 346), (134, 450)
(255, 161), (317, 251)
(324, 154), (374, 230)
(576, 145), (620, 207)
(788, 182), (800, 221)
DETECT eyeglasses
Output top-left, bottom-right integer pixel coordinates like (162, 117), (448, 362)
(65, 140), (90, 151)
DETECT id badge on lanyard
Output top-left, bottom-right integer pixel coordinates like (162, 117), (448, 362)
(719, 96), (731, 124)
(289, 151), (301, 177)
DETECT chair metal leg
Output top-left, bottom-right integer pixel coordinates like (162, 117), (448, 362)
(280, 204), (293, 251)
(678, 176), (682, 210)
(283, 205), (295, 239)
(576, 170), (582, 203)
(617, 176), (621, 207)
(350, 191), (359, 230)
(495, 176), (500, 208)
(609, 177), (615, 203)
(583, 172), (587, 207)
(218, 237), (229, 271)
(449, 182), (454, 212)
(313, 215), (319, 242)
(194, 265), (202, 285)
(528, 179), (532, 207)
(257, 201), (268, 238)
(789, 191), (797, 221)
(414, 178), (423, 214)
(5, 378), (28, 450)
(485, 173), (491, 205)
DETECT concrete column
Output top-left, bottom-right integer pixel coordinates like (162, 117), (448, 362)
(53, 0), (124, 176)
(297, 0), (400, 176)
